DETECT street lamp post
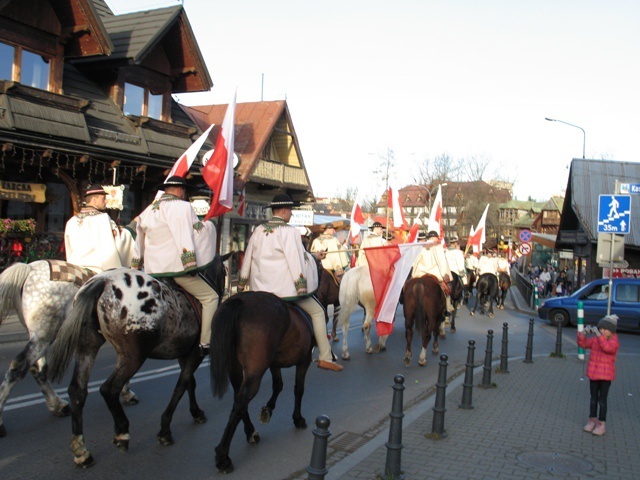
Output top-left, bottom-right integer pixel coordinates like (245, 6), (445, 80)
(545, 117), (586, 159)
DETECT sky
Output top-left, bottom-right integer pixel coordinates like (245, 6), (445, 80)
(107, 0), (640, 203)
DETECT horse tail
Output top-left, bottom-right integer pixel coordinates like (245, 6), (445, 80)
(210, 296), (241, 399)
(49, 277), (107, 383)
(413, 280), (427, 338)
(0, 261), (32, 325)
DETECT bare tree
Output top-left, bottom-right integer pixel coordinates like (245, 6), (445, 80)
(413, 153), (462, 185)
(463, 155), (492, 182)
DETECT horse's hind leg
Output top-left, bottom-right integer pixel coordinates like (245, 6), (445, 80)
(374, 334), (389, 353)
(260, 366), (283, 424)
(99, 355), (145, 452)
(292, 361), (311, 429)
(158, 352), (205, 446)
(120, 381), (139, 405)
(331, 305), (340, 342)
(31, 355), (71, 416)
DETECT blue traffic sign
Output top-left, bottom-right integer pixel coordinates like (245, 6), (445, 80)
(519, 229), (532, 242)
(598, 195), (631, 234)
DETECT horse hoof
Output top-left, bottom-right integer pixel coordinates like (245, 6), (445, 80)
(332, 335), (339, 342)
(470, 312), (475, 316)
(122, 396), (139, 406)
(216, 456), (235, 474)
(365, 348), (373, 355)
(341, 353), (351, 361)
(419, 360), (427, 367)
(451, 327), (457, 333)
(0, 424), (6, 437)
(379, 345), (386, 352)
(372, 344), (381, 354)
(294, 417), (307, 429)
(113, 438), (129, 452)
(192, 411), (207, 424)
(74, 454), (95, 468)
(259, 406), (272, 424)
(489, 313), (494, 318)
(248, 431), (260, 444)
(403, 357), (411, 367)
(440, 334), (446, 339)
(157, 433), (174, 446)
(56, 404), (72, 417)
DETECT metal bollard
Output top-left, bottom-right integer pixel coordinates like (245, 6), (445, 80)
(577, 301), (585, 361)
(383, 374), (405, 480)
(480, 330), (494, 388)
(430, 354), (448, 438)
(307, 415), (331, 480)
(553, 318), (563, 358)
(498, 323), (509, 373)
(459, 340), (475, 409)
(524, 318), (534, 363)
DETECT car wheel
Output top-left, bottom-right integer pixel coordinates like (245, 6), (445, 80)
(549, 309), (569, 327)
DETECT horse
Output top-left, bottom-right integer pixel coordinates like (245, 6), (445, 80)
(47, 255), (228, 467)
(402, 275), (446, 367)
(0, 259), (140, 437)
(470, 273), (499, 318)
(463, 269), (477, 305)
(496, 272), (511, 309)
(446, 272), (464, 334)
(314, 266), (341, 342)
(336, 265), (388, 360)
(210, 291), (314, 474)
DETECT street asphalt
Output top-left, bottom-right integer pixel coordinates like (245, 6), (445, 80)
(2, 287), (639, 479)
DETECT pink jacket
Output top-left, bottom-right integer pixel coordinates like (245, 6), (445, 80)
(577, 332), (620, 381)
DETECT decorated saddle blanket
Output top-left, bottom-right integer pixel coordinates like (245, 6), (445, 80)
(47, 260), (95, 288)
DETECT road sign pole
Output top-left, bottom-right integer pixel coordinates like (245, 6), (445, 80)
(608, 232), (614, 316)
(577, 301), (585, 361)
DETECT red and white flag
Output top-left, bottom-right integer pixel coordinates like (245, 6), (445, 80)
(364, 243), (425, 336)
(349, 193), (365, 243)
(203, 92), (236, 220)
(406, 213), (421, 243)
(468, 204), (490, 252)
(388, 185), (408, 229)
(236, 188), (246, 217)
(428, 185), (444, 240)
(155, 124), (214, 200)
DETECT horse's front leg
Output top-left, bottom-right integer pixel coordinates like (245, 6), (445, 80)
(158, 352), (206, 446)
(341, 314), (351, 360)
(404, 320), (414, 366)
(260, 367), (283, 425)
(450, 310), (457, 333)
(120, 381), (139, 405)
(362, 320), (373, 354)
(331, 305), (340, 342)
(488, 297), (495, 318)
(470, 293), (479, 316)
(292, 361), (311, 429)
(374, 334), (389, 353)
(419, 331), (430, 367)
(432, 330), (440, 356)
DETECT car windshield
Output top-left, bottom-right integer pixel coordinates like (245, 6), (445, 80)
(574, 282), (607, 300)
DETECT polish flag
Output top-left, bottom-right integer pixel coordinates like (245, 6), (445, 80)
(406, 213), (421, 243)
(203, 92), (236, 220)
(155, 124), (214, 200)
(469, 204), (490, 252)
(428, 185), (444, 240)
(237, 188), (246, 216)
(364, 243), (425, 336)
(349, 193), (365, 243)
(388, 185), (408, 228)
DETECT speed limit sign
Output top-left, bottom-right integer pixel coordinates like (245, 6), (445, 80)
(519, 242), (532, 255)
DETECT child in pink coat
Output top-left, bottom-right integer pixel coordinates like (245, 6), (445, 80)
(577, 314), (620, 436)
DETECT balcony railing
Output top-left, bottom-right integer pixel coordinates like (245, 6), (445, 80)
(251, 159), (309, 187)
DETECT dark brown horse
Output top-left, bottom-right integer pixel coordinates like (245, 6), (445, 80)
(447, 272), (464, 333)
(210, 291), (314, 474)
(470, 272), (499, 318)
(463, 269), (477, 305)
(315, 267), (341, 341)
(48, 255), (228, 467)
(496, 272), (511, 309)
(402, 275), (446, 367)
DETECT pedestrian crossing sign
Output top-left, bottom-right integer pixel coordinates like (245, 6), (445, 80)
(597, 195), (631, 234)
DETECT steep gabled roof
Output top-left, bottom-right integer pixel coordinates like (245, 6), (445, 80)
(560, 158), (640, 246)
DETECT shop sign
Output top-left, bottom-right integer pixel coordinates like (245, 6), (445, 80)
(0, 181), (46, 203)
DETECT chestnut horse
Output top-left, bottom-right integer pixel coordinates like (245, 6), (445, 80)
(210, 291), (314, 473)
(402, 275), (446, 367)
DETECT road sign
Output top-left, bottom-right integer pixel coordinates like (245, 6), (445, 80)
(597, 195), (631, 234)
(518, 229), (532, 243)
(519, 242), (531, 255)
(619, 183), (640, 195)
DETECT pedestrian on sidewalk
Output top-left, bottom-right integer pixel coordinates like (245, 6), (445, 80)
(577, 314), (620, 436)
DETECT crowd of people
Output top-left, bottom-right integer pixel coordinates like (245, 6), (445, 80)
(527, 264), (575, 298)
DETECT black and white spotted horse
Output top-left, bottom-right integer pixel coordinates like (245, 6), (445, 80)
(0, 260), (139, 437)
(48, 254), (228, 467)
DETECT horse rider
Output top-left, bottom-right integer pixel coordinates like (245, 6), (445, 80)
(310, 223), (350, 280)
(357, 221), (387, 267)
(64, 183), (136, 274)
(465, 250), (479, 280)
(237, 193), (343, 372)
(411, 230), (454, 317)
(132, 176), (218, 356)
(445, 236), (467, 288)
(497, 252), (511, 276)
(478, 250), (498, 278)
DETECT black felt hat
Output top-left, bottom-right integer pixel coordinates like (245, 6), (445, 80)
(268, 193), (300, 208)
(84, 183), (106, 197)
(157, 175), (196, 190)
(323, 223), (336, 230)
(371, 221), (383, 229)
(426, 230), (439, 239)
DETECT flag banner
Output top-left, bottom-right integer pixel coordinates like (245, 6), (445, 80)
(428, 185), (444, 240)
(470, 204), (490, 252)
(365, 243), (425, 336)
(203, 92), (237, 220)
(389, 185), (408, 228)
(349, 193), (365, 243)
(237, 188), (246, 216)
(156, 124), (214, 200)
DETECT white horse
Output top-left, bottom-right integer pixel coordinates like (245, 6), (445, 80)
(0, 260), (138, 437)
(337, 265), (389, 360)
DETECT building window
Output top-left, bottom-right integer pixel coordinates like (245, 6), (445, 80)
(0, 41), (50, 90)
(123, 82), (164, 120)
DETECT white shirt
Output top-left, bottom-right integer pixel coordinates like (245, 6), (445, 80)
(445, 247), (466, 275)
(311, 233), (349, 272)
(478, 255), (497, 276)
(412, 241), (452, 282)
(133, 194), (216, 277)
(239, 217), (319, 300)
(64, 207), (135, 274)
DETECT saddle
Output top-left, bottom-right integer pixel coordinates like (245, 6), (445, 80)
(422, 273), (450, 296)
(289, 303), (314, 336)
(159, 276), (202, 324)
(47, 260), (95, 288)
